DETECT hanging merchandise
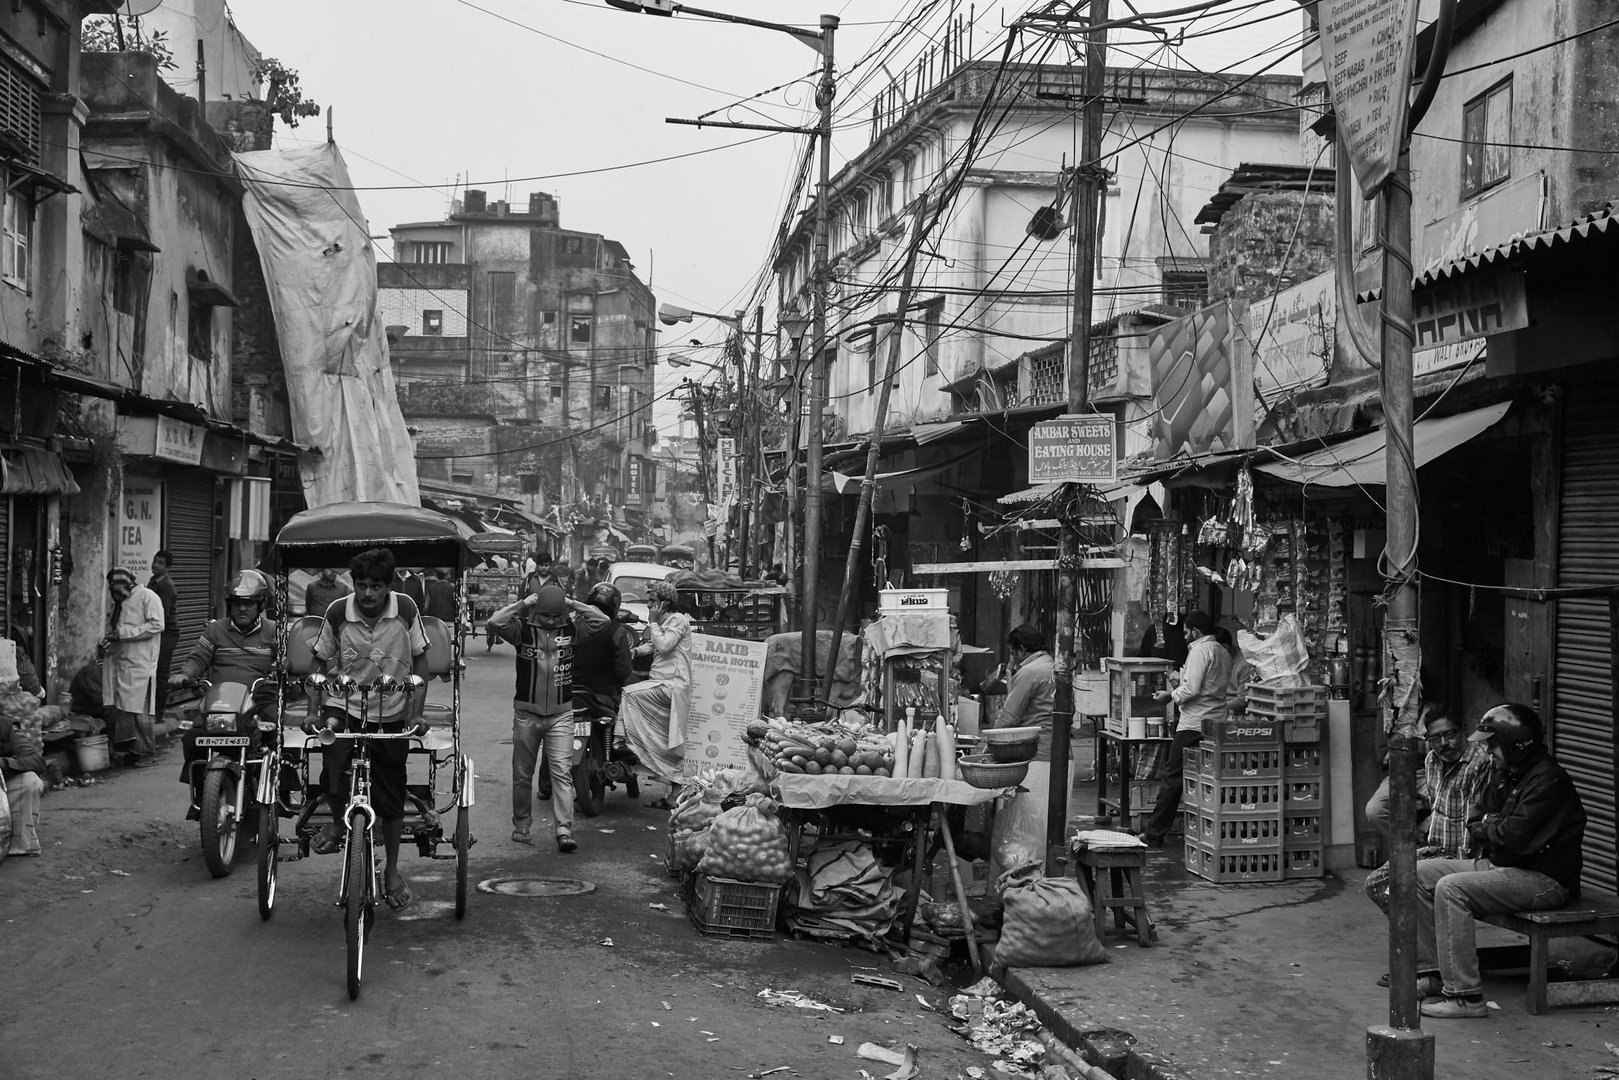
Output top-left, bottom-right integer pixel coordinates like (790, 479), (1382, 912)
(989, 569), (1017, 601)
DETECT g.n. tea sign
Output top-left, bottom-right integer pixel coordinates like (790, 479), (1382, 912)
(1027, 415), (1117, 485)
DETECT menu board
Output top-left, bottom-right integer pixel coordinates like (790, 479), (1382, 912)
(681, 633), (768, 778)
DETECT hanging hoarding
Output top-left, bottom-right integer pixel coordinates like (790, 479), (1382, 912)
(1317, 0), (1422, 194)
(1027, 415), (1118, 485)
(682, 632), (768, 778)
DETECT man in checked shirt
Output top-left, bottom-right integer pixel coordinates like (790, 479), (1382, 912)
(1363, 705), (1494, 924)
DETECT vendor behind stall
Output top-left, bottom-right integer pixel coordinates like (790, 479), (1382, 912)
(983, 624), (1056, 878)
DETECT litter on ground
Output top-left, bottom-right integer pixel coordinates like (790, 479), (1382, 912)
(756, 988), (843, 1012)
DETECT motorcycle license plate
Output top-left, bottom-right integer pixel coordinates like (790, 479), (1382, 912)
(573, 721), (592, 737)
(195, 736), (250, 747)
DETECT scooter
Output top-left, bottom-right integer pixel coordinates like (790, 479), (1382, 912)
(176, 679), (279, 878)
(570, 691), (639, 816)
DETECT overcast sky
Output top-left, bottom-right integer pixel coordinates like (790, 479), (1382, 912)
(222, 0), (1304, 404)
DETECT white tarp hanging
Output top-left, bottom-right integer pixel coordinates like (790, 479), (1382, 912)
(233, 143), (419, 507)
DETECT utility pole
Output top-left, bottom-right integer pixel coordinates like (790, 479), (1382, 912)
(689, 381), (717, 565)
(797, 14), (839, 711)
(743, 306), (763, 577)
(1047, 0), (1109, 875)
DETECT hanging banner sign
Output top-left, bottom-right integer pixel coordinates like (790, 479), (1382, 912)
(1318, 0), (1421, 194)
(1027, 415), (1117, 484)
(117, 481), (164, 575)
(682, 632), (768, 778)
(715, 436), (738, 506)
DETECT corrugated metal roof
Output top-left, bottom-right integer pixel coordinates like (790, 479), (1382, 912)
(1413, 204), (1619, 288)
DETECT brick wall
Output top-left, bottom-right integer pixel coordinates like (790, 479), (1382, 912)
(1206, 191), (1335, 304)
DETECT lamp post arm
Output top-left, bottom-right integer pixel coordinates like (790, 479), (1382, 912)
(670, 3), (829, 51)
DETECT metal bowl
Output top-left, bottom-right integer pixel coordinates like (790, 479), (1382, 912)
(957, 753), (1030, 789)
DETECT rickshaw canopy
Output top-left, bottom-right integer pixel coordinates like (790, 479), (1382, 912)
(271, 502), (475, 571)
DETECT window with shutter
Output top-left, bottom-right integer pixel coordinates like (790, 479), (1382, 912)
(0, 56), (41, 162)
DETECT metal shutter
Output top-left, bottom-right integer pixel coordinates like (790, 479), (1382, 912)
(164, 474), (217, 643)
(1555, 381), (1619, 896)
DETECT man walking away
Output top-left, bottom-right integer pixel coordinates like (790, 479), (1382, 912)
(1414, 704), (1585, 1018)
(147, 551), (180, 723)
(1143, 611), (1231, 849)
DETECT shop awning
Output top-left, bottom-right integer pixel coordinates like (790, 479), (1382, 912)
(998, 481), (1135, 505)
(821, 445), (980, 493)
(0, 445), (81, 495)
(1255, 400), (1512, 488)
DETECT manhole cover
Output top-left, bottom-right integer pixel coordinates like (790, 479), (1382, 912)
(477, 876), (597, 898)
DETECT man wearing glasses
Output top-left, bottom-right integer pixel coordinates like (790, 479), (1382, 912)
(1363, 705), (1493, 919)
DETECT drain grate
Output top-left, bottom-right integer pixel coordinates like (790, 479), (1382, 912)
(477, 876), (597, 898)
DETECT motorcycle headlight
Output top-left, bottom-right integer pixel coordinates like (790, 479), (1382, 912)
(206, 711), (238, 734)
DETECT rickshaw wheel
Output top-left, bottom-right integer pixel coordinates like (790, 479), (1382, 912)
(454, 803), (470, 920)
(257, 808), (277, 920)
(200, 769), (239, 878)
(345, 812), (371, 1001)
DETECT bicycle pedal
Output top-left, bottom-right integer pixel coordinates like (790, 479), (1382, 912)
(275, 853), (306, 863)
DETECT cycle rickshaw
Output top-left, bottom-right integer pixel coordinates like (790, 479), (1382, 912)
(254, 502), (477, 999)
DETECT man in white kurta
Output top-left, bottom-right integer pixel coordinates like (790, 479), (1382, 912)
(101, 567), (165, 767)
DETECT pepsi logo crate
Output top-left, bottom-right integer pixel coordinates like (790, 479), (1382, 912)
(1184, 773), (1211, 810)
(1185, 839), (1284, 883)
(1207, 717), (1284, 747)
(1284, 745), (1324, 777)
(1211, 779), (1283, 816)
(1189, 810), (1283, 849)
(1198, 743), (1282, 779)
(1283, 811), (1322, 845)
(1285, 779), (1324, 809)
(1283, 845), (1324, 879)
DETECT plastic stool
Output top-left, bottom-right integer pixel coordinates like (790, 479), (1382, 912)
(1071, 840), (1156, 946)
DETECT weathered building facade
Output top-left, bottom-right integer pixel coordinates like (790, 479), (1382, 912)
(380, 190), (658, 558)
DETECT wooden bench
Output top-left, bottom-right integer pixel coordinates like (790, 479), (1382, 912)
(1478, 894), (1619, 1014)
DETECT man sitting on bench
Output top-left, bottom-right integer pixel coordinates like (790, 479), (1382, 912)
(1414, 703), (1587, 1018)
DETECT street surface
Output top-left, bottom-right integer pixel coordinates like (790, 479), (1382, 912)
(1, 647), (989, 1080)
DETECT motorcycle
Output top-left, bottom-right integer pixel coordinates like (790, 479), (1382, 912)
(176, 679), (279, 878)
(570, 690), (639, 816)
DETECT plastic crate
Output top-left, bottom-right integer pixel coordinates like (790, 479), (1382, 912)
(1282, 716), (1322, 743)
(1245, 684), (1328, 711)
(1283, 845), (1324, 879)
(1210, 779), (1284, 816)
(1185, 840), (1284, 883)
(690, 874), (781, 940)
(1285, 779), (1325, 809)
(1283, 811), (1322, 845)
(1206, 717), (1284, 747)
(1198, 743), (1283, 779)
(1183, 772), (1205, 810)
(1187, 810), (1283, 849)
(1284, 745), (1325, 777)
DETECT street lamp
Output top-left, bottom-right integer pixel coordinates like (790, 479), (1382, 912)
(606, 0), (838, 712)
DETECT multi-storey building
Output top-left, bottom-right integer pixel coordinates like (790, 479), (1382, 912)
(380, 190), (658, 558)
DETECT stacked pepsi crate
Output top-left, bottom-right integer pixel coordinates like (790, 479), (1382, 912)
(1247, 684), (1328, 879)
(1182, 712), (1286, 882)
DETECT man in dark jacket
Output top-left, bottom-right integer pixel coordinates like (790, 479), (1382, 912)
(486, 583), (608, 853)
(1413, 703), (1585, 1018)
(572, 582), (634, 719)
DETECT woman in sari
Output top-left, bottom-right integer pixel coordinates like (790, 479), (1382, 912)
(620, 580), (693, 808)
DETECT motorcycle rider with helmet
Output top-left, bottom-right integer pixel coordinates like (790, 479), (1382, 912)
(572, 582), (635, 722)
(170, 569), (281, 815)
(486, 581), (609, 853)
(1412, 703), (1587, 1018)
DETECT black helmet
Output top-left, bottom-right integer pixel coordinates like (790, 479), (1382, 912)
(1469, 704), (1542, 762)
(586, 581), (621, 619)
(532, 584), (568, 617)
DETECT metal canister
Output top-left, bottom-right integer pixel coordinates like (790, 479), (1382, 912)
(1328, 656), (1352, 700)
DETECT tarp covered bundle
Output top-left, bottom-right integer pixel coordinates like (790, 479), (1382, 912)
(234, 143), (419, 507)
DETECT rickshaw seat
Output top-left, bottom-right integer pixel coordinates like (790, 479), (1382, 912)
(419, 616), (453, 676)
(284, 615), (325, 676)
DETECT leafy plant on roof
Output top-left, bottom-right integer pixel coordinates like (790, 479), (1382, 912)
(81, 16), (177, 71)
(253, 58), (322, 129)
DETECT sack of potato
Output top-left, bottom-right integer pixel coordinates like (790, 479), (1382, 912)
(671, 825), (712, 873)
(696, 804), (793, 884)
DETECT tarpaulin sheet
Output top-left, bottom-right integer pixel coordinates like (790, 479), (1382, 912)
(233, 143), (419, 507)
(773, 773), (1011, 809)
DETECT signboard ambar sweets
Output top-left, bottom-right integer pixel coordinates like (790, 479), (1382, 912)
(1027, 415), (1117, 485)
(1318, 0), (1422, 194)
